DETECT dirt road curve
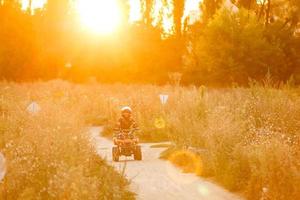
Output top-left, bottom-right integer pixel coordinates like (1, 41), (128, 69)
(90, 127), (243, 200)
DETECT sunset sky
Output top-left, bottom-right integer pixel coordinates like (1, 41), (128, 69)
(21, 0), (202, 34)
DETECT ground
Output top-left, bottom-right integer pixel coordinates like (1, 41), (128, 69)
(90, 127), (244, 200)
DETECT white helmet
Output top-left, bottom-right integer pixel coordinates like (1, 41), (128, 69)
(121, 106), (132, 113)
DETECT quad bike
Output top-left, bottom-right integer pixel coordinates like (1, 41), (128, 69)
(112, 129), (142, 162)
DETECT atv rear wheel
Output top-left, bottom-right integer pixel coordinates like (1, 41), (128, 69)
(112, 146), (119, 162)
(134, 145), (142, 161)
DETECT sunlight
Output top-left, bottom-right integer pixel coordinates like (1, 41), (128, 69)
(129, 0), (142, 22)
(21, 0), (202, 35)
(21, 0), (47, 12)
(152, 0), (174, 34)
(76, 0), (121, 35)
(184, 0), (202, 23)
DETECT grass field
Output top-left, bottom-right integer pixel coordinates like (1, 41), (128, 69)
(0, 79), (299, 199)
(81, 79), (300, 200)
(0, 81), (134, 199)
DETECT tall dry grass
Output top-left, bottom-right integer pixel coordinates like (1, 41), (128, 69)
(1, 80), (299, 199)
(0, 81), (134, 199)
(71, 80), (299, 200)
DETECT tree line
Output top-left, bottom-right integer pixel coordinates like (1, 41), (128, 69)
(0, 0), (299, 86)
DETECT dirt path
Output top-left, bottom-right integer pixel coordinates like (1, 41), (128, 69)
(90, 127), (243, 200)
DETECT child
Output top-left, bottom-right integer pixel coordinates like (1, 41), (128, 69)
(113, 106), (138, 143)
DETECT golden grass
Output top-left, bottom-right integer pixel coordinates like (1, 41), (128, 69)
(1, 79), (299, 199)
(150, 143), (172, 148)
(168, 150), (203, 176)
(72, 80), (299, 200)
(0, 80), (134, 199)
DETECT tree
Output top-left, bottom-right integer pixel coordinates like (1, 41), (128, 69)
(186, 9), (290, 85)
(172, 0), (185, 37)
(141, 0), (154, 25)
(163, 0), (186, 73)
(201, 0), (223, 24)
(0, 0), (43, 80)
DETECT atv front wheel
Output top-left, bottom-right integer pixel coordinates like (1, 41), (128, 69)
(112, 146), (119, 162)
(134, 145), (142, 161)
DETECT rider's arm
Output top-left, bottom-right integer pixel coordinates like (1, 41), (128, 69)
(131, 118), (139, 130)
(115, 118), (123, 130)
(113, 119), (122, 137)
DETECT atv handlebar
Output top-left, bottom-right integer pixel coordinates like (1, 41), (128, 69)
(114, 128), (139, 137)
(115, 128), (139, 133)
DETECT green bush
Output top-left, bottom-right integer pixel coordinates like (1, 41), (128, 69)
(186, 9), (293, 85)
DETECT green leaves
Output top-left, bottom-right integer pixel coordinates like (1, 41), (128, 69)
(188, 8), (293, 85)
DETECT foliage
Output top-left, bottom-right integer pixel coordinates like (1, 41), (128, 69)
(0, 1), (299, 85)
(0, 0), (184, 83)
(185, 8), (299, 85)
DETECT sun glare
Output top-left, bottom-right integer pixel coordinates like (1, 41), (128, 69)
(129, 0), (142, 22)
(21, 0), (202, 35)
(76, 0), (121, 35)
(21, 0), (47, 12)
